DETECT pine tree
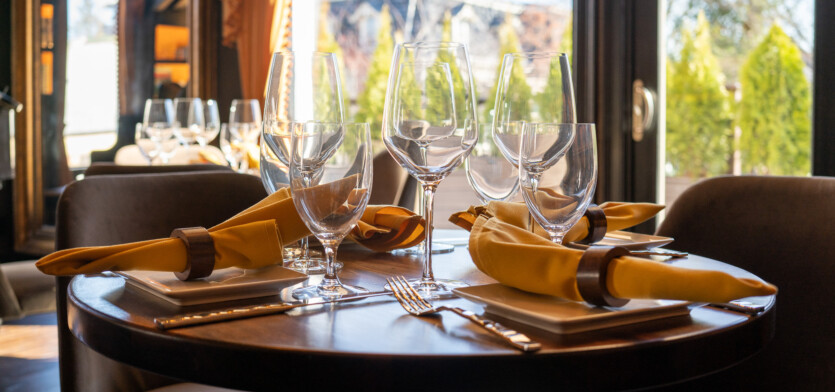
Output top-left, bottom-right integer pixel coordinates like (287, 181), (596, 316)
(355, 4), (394, 140)
(738, 24), (811, 175)
(426, 11), (471, 128)
(666, 12), (733, 177)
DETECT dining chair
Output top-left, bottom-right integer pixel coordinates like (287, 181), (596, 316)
(654, 175), (835, 391)
(0, 260), (55, 322)
(55, 171), (266, 392)
(370, 150), (410, 206)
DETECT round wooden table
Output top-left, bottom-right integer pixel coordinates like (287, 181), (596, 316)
(67, 242), (775, 391)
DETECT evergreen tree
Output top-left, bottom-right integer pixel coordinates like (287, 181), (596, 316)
(483, 16), (530, 125)
(738, 24), (810, 175)
(427, 11), (471, 129)
(355, 4), (394, 140)
(316, 2), (350, 121)
(666, 12), (733, 177)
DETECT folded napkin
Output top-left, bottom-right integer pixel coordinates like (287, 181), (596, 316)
(37, 186), (425, 276)
(467, 215), (777, 303)
(450, 201), (665, 244)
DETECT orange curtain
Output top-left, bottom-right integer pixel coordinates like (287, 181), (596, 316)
(222, 0), (292, 110)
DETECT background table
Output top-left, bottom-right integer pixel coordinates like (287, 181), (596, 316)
(67, 242), (775, 391)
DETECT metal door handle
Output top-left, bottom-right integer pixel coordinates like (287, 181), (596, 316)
(632, 79), (655, 142)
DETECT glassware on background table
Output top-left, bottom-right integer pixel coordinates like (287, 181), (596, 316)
(263, 51), (345, 274)
(135, 123), (157, 165)
(465, 123), (520, 203)
(229, 99), (262, 143)
(201, 99), (221, 147)
(142, 98), (177, 164)
(173, 98), (205, 147)
(519, 123), (596, 244)
(289, 122), (372, 300)
(383, 42), (478, 296)
(219, 123), (251, 172)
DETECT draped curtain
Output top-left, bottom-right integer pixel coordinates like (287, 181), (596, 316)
(221, 0), (292, 110)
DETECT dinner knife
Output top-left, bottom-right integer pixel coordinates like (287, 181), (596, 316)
(154, 290), (392, 330)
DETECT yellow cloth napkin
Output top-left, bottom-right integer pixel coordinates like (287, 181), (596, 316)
(468, 216), (777, 303)
(36, 187), (424, 276)
(450, 201), (665, 243)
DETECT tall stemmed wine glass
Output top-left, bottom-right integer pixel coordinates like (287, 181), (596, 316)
(465, 123), (519, 203)
(142, 99), (177, 165)
(492, 52), (575, 230)
(201, 99), (221, 147)
(289, 123), (372, 300)
(172, 98), (205, 147)
(263, 51), (345, 274)
(383, 42), (478, 295)
(519, 123), (596, 244)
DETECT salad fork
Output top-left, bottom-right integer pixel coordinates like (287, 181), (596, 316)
(386, 276), (541, 352)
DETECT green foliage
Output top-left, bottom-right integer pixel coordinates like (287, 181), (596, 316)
(738, 24), (810, 175)
(316, 2), (349, 121)
(483, 16), (530, 125)
(666, 12), (734, 177)
(355, 4), (395, 140)
(430, 11), (471, 128)
(534, 57), (567, 123)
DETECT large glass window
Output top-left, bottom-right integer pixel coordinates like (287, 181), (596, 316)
(663, 0), (814, 207)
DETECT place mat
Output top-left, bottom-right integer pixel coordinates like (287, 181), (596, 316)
(454, 283), (693, 334)
(119, 265), (307, 306)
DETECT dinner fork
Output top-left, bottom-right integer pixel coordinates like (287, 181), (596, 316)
(386, 276), (542, 352)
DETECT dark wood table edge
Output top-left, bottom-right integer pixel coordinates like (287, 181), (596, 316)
(67, 276), (776, 391)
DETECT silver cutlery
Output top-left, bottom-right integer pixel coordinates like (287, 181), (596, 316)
(154, 290), (392, 330)
(386, 276), (542, 352)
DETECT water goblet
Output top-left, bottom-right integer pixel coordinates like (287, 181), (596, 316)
(289, 123), (372, 300)
(142, 98), (177, 164)
(519, 123), (596, 244)
(173, 98), (205, 147)
(383, 42), (478, 296)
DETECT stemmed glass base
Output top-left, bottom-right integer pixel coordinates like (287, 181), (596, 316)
(401, 277), (468, 299)
(283, 239), (342, 274)
(390, 242), (455, 255)
(292, 278), (368, 301)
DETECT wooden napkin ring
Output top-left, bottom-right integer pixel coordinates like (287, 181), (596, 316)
(170, 227), (215, 281)
(577, 204), (607, 244)
(576, 246), (630, 307)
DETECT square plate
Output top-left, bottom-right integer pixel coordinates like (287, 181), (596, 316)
(572, 231), (674, 250)
(118, 265), (307, 306)
(453, 284), (693, 334)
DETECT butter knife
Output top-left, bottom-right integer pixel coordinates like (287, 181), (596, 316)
(154, 291), (391, 330)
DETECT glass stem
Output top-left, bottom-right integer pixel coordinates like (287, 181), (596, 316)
(549, 232), (565, 244)
(300, 172), (313, 265)
(421, 182), (437, 283)
(320, 240), (341, 285)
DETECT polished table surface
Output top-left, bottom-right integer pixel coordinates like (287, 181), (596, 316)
(67, 239), (776, 391)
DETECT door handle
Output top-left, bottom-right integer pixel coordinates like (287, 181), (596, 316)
(632, 79), (655, 142)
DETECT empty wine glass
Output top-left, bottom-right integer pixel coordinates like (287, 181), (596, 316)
(290, 123), (372, 300)
(173, 98), (205, 147)
(201, 99), (221, 147)
(219, 123), (250, 172)
(519, 123), (595, 244)
(142, 98), (177, 164)
(135, 123), (157, 165)
(259, 137), (302, 262)
(465, 123), (520, 203)
(493, 52), (575, 166)
(383, 42), (478, 296)
(230, 99), (262, 144)
(263, 51), (345, 274)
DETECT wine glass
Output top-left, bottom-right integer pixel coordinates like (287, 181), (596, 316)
(383, 42), (478, 295)
(519, 123), (596, 244)
(219, 123), (250, 172)
(173, 98), (205, 147)
(201, 99), (221, 147)
(259, 137), (303, 262)
(142, 98), (177, 164)
(289, 122), (372, 300)
(263, 51), (345, 274)
(230, 99), (262, 144)
(493, 52), (575, 166)
(465, 123), (520, 203)
(134, 123), (157, 165)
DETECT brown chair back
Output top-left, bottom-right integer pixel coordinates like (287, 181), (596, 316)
(370, 151), (410, 206)
(655, 175), (835, 390)
(83, 162), (231, 177)
(55, 171), (266, 391)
